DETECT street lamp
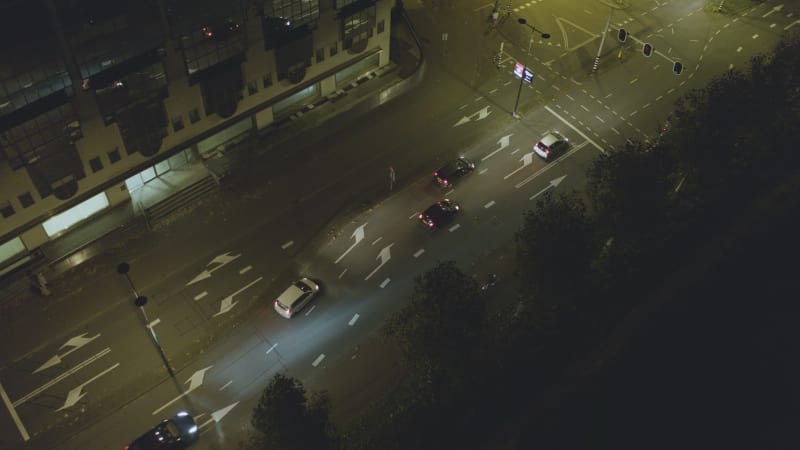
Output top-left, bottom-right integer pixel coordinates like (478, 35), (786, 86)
(512, 18), (549, 119)
(117, 262), (175, 377)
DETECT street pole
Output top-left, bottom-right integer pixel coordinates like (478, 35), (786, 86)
(117, 262), (175, 378)
(592, 7), (614, 73)
(512, 18), (549, 119)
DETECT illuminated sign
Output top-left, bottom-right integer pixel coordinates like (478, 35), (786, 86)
(513, 62), (535, 84)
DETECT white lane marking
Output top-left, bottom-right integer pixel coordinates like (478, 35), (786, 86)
(281, 241), (294, 249)
(147, 318), (161, 330)
(630, 78), (638, 84)
(409, 212), (419, 219)
(484, 200), (496, 209)
(736, 46), (743, 52)
(595, 115), (605, 123)
(510, 148), (519, 155)
(266, 343), (278, 354)
(752, 33), (759, 39)
(515, 142), (588, 189)
(312, 354), (326, 367)
(372, 237), (382, 245)
(194, 291), (208, 301)
(566, 94), (575, 101)
(413, 248), (425, 258)
(459, 104), (468, 110)
(219, 381), (232, 391)
(57, 363), (120, 411)
(305, 305), (316, 316)
(349, 314), (360, 326)
(580, 104), (590, 112)
(0, 382), (29, 441)
(611, 127), (620, 135)
(14, 348), (111, 407)
(448, 223), (461, 232)
(479, 168), (488, 174)
(338, 268), (348, 279)
(544, 106), (606, 153)
(380, 278), (391, 288)
(239, 265), (252, 274)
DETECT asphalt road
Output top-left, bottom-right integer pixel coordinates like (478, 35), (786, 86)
(1, 1), (797, 448)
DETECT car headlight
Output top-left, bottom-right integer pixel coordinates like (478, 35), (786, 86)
(176, 411), (189, 417)
(188, 425), (198, 434)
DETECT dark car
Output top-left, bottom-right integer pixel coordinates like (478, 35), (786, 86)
(433, 157), (475, 189)
(533, 131), (569, 161)
(418, 199), (461, 229)
(126, 412), (198, 450)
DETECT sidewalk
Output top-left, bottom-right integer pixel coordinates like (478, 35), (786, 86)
(0, 9), (424, 356)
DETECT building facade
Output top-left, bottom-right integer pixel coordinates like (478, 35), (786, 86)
(0, 0), (393, 274)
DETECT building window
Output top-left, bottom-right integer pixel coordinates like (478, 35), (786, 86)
(18, 192), (35, 208)
(377, 19), (385, 34)
(0, 202), (15, 219)
(330, 43), (338, 57)
(172, 116), (185, 132)
(108, 148), (121, 164)
(89, 157), (104, 173)
(343, 6), (375, 50)
(189, 108), (201, 124)
(262, 73), (273, 88)
(316, 48), (325, 63)
(247, 80), (258, 95)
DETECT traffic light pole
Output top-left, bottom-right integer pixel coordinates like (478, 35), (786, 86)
(592, 7), (614, 73)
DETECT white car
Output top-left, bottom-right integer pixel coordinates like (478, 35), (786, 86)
(274, 278), (320, 318)
(534, 131), (569, 161)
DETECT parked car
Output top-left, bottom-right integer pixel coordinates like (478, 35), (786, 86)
(274, 278), (320, 318)
(533, 131), (569, 161)
(126, 411), (198, 450)
(418, 199), (461, 230)
(433, 157), (475, 189)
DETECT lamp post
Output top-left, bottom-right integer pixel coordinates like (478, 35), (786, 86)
(117, 262), (175, 377)
(512, 18), (549, 119)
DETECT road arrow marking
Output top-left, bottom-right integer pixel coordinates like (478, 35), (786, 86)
(186, 252), (242, 286)
(16, 348), (111, 407)
(454, 105), (491, 127)
(365, 244), (393, 281)
(199, 401), (240, 429)
(504, 152), (535, 179)
(529, 175), (568, 200)
(57, 363), (120, 411)
(482, 134), (513, 161)
(34, 333), (101, 374)
(213, 277), (263, 317)
(335, 223), (367, 264)
(763, 4), (783, 18)
(153, 366), (213, 415)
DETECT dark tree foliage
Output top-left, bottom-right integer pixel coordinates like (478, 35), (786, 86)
(382, 261), (484, 390)
(515, 190), (596, 310)
(249, 373), (337, 450)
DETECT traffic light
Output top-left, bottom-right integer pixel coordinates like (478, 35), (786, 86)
(643, 43), (653, 57)
(673, 61), (683, 75)
(618, 28), (627, 42)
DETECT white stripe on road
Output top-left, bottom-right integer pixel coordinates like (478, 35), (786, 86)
(14, 348), (111, 406)
(304, 305), (316, 316)
(266, 343), (278, 354)
(194, 291), (208, 301)
(413, 249), (425, 258)
(219, 380), (232, 391)
(338, 268), (348, 279)
(312, 354), (326, 367)
(349, 314), (360, 326)
(281, 241), (294, 250)
(484, 200), (495, 209)
(448, 224), (461, 232)
(380, 278), (391, 288)
(409, 212), (419, 219)
(0, 382), (29, 441)
(239, 265), (252, 274)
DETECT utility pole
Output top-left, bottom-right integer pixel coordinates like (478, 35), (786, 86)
(512, 18), (549, 118)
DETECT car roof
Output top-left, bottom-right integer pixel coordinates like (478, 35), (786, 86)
(540, 132), (564, 146)
(277, 278), (314, 307)
(436, 158), (468, 178)
(423, 200), (454, 219)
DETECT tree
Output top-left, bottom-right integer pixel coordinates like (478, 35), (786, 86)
(248, 373), (337, 450)
(514, 191), (597, 326)
(383, 261), (484, 383)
